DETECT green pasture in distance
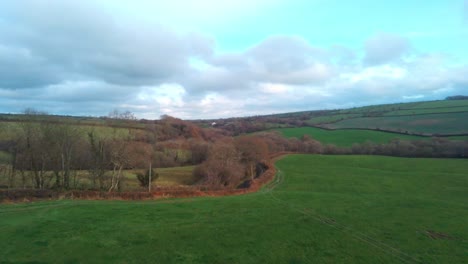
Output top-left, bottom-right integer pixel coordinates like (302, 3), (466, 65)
(0, 151), (11, 164)
(0, 166), (195, 190)
(1, 155), (467, 263)
(334, 100), (468, 116)
(276, 127), (424, 147)
(337, 102), (418, 114)
(0, 121), (133, 141)
(383, 105), (468, 116)
(328, 112), (468, 135)
(308, 113), (362, 125)
(125, 166), (196, 189)
(407, 100), (468, 109)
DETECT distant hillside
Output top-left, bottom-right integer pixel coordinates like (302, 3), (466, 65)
(199, 99), (468, 137)
(315, 100), (468, 136)
(446, 95), (468, 100)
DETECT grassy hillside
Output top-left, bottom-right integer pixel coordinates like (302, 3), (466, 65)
(1, 155), (467, 263)
(0, 166), (195, 190)
(276, 127), (425, 147)
(326, 112), (468, 135)
(307, 100), (468, 135)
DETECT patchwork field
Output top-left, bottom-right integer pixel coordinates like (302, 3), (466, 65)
(326, 112), (468, 135)
(305, 100), (468, 136)
(1, 155), (467, 263)
(276, 127), (425, 147)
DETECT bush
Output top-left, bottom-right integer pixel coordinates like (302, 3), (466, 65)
(136, 169), (158, 187)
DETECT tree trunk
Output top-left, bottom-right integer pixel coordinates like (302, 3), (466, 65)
(148, 162), (152, 192)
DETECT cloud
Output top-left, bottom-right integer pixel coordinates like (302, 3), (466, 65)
(0, 1), (467, 119)
(184, 36), (334, 95)
(364, 33), (410, 65)
(464, 0), (468, 22)
(0, 0), (213, 88)
(0, 44), (62, 88)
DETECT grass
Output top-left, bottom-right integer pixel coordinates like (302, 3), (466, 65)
(408, 100), (468, 109)
(309, 113), (362, 125)
(276, 127), (425, 147)
(328, 112), (468, 135)
(0, 166), (196, 190)
(125, 166), (196, 188)
(1, 155), (467, 263)
(0, 151), (11, 164)
(383, 106), (468, 116)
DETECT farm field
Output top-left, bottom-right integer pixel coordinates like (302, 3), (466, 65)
(0, 166), (195, 191)
(382, 105), (468, 116)
(302, 100), (468, 136)
(0, 121), (133, 141)
(325, 112), (468, 135)
(1, 155), (467, 263)
(276, 127), (425, 147)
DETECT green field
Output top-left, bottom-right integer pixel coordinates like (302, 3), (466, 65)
(408, 100), (468, 109)
(0, 166), (195, 191)
(327, 112), (468, 135)
(276, 127), (425, 147)
(0, 121), (133, 141)
(309, 113), (362, 125)
(301, 100), (468, 136)
(125, 166), (196, 188)
(382, 105), (468, 116)
(1, 155), (467, 263)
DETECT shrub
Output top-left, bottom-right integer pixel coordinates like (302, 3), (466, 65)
(136, 169), (158, 187)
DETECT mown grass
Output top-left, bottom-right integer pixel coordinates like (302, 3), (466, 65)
(276, 127), (425, 147)
(1, 155), (467, 263)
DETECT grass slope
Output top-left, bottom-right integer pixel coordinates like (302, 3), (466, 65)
(328, 112), (468, 135)
(305, 100), (468, 135)
(1, 155), (467, 263)
(276, 127), (424, 147)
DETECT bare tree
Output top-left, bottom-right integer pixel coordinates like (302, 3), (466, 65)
(87, 131), (108, 190)
(235, 136), (269, 180)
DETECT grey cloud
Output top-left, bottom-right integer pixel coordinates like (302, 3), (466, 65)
(0, 45), (62, 89)
(0, 1), (467, 119)
(247, 36), (327, 74)
(0, 0), (214, 88)
(184, 36), (334, 94)
(364, 33), (410, 65)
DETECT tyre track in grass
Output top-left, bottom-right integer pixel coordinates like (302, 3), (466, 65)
(265, 158), (423, 263)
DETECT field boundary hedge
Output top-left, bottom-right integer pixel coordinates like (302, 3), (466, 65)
(312, 125), (468, 137)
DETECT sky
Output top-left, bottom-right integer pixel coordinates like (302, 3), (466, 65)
(0, 0), (467, 119)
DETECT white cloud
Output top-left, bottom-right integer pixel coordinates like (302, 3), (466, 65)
(343, 65), (407, 83)
(0, 1), (467, 119)
(403, 95), (424, 100)
(139, 84), (186, 107)
(260, 83), (291, 94)
(364, 33), (410, 65)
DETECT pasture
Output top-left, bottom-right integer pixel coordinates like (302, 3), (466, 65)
(327, 112), (468, 135)
(0, 166), (195, 191)
(276, 127), (425, 147)
(303, 100), (468, 136)
(1, 155), (467, 263)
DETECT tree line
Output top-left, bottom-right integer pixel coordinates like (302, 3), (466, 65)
(1, 111), (467, 193)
